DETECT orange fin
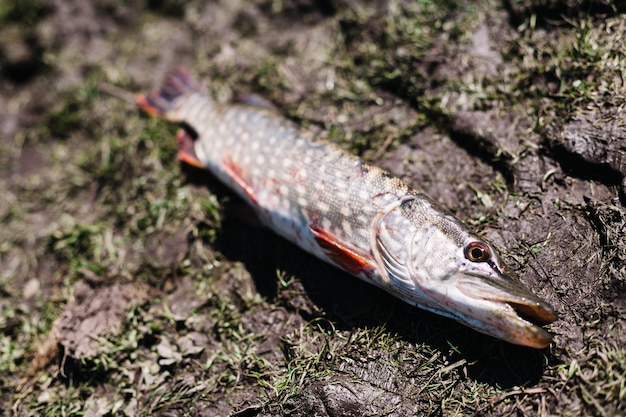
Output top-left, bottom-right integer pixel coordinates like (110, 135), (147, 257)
(136, 93), (161, 117)
(177, 129), (205, 169)
(310, 225), (375, 276)
(222, 152), (258, 204)
(136, 68), (202, 120)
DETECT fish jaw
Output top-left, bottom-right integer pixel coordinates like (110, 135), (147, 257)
(371, 195), (557, 348)
(439, 274), (556, 348)
(386, 269), (557, 348)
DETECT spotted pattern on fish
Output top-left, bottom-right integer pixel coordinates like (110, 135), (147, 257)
(175, 90), (411, 265)
(137, 68), (558, 349)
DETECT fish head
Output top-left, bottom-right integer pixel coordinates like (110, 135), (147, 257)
(371, 194), (557, 348)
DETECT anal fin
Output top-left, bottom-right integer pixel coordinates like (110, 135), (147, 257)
(310, 225), (375, 276)
(222, 151), (258, 204)
(177, 129), (205, 169)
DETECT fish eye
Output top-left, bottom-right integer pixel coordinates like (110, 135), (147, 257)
(464, 241), (491, 262)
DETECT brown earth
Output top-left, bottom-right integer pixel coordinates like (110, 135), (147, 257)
(0, 0), (625, 416)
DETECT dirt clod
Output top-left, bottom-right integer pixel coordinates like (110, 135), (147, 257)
(53, 278), (148, 359)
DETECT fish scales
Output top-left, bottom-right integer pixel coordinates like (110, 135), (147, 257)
(183, 92), (410, 257)
(137, 68), (558, 348)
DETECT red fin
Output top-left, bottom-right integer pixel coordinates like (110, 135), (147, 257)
(136, 93), (161, 117)
(221, 152), (258, 204)
(136, 68), (203, 119)
(177, 129), (204, 169)
(310, 226), (375, 276)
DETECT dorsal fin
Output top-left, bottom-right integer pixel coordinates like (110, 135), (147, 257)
(233, 93), (277, 110)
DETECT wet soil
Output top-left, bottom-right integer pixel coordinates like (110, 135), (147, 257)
(1, 0), (625, 416)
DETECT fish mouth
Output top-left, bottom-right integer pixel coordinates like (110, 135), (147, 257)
(455, 275), (557, 348)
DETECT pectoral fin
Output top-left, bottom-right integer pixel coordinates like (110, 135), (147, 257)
(310, 225), (375, 276)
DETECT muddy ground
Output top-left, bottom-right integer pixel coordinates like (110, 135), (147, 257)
(0, 0), (625, 416)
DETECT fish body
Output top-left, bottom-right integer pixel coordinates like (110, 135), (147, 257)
(137, 68), (557, 348)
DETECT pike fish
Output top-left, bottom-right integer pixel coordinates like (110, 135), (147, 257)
(137, 68), (557, 348)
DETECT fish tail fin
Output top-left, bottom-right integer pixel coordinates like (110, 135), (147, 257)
(136, 68), (203, 120)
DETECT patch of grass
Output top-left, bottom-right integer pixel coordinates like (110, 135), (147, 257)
(2, 62), (219, 413)
(578, 345), (626, 415)
(0, 0), (44, 24)
(551, 344), (626, 417)
(340, 0), (480, 103)
(0, 331), (25, 374)
(24, 376), (93, 417)
(512, 14), (626, 122)
(273, 318), (338, 400)
(584, 196), (626, 292)
(49, 221), (107, 273)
